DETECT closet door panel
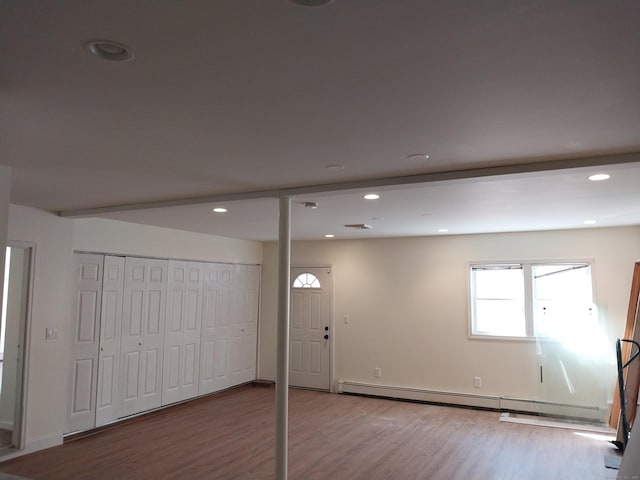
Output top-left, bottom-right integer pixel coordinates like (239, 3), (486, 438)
(200, 264), (232, 394)
(67, 254), (103, 434)
(162, 261), (186, 405)
(163, 261), (203, 405)
(96, 255), (124, 427)
(119, 257), (167, 418)
(181, 263), (203, 400)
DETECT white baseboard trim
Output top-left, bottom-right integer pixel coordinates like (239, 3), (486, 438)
(338, 380), (608, 422)
(338, 380), (500, 409)
(499, 412), (615, 433)
(499, 397), (607, 422)
(0, 433), (63, 462)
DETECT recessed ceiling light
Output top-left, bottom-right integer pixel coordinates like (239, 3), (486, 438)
(588, 173), (610, 181)
(325, 164), (345, 170)
(371, 217), (384, 221)
(437, 228), (449, 233)
(584, 220), (597, 225)
(212, 207), (227, 213)
(324, 234), (335, 238)
(421, 213), (434, 217)
(85, 40), (135, 62)
(363, 193), (380, 200)
(407, 153), (430, 161)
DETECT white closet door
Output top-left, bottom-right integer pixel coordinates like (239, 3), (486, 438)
(95, 255), (124, 427)
(200, 263), (233, 395)
(67, 253), (103, 433)
(229, 265), (246, 387)
(228, 264), (260, 387)
(181, 262), (204, 400)
(242, 265), (260, 384)
(162, 261), (203, 405)
(119, 257), (167, 418)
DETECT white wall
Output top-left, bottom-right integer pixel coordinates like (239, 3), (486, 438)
(72, 218), (262, 264)
(260, 227), (640, 407)
(7, 205), (74, 453)
(4, 206), (263, 458)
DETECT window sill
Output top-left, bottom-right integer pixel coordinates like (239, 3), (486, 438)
(468, 334), (537, 342)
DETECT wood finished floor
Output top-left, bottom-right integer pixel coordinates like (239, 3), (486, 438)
(0, 386), (620, 480)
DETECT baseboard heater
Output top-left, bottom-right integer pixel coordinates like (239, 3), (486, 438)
(337, 380), (607, 422)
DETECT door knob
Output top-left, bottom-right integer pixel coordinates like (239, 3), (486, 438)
(324, 334), (329, 340)
(324, 326), (329, 331)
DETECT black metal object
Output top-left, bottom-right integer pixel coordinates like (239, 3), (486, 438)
(613, 338), (640, 452)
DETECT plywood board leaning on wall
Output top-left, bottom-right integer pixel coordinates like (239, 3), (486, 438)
(610, 260), (640, 448)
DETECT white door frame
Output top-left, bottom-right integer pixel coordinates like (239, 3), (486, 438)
(290, 264), (334, 392)
(1, 241), (36, 453)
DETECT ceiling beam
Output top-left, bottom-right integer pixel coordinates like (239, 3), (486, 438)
(58, 151), (640, 218)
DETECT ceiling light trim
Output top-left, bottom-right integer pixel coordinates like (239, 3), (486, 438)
(85, 39), (135, 62)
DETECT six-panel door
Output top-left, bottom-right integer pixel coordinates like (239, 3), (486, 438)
(68, 254), (103, 433)
(120, 257), (168, 418)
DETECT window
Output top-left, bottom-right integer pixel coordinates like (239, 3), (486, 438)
(470, 262), (594, 338)
(292, 272), (321, 289)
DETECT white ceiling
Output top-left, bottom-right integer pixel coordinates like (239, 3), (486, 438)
(1, 1), (639, 241)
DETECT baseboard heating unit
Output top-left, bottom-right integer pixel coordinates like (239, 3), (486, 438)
(337, 380), (607, 423)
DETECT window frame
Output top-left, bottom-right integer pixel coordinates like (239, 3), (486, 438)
(468, 259), (596, 341)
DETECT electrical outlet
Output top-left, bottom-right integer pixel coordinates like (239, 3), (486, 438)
(374, 367), (382, 378)
(344, 314), (350, 325)
(474, 376), (481, 388)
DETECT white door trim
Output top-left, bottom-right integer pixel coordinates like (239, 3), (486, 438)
(3, 241), (36, 452)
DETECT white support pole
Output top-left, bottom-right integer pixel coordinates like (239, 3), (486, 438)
(275, 196), (291, 480)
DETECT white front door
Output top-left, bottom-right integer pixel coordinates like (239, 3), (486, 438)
(290, 266), (332, 390)
(119, 257), (167, 418)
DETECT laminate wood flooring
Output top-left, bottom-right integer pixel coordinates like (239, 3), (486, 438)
(0, 385), (620, 480)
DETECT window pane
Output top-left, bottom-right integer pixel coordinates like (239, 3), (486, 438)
(292, 272), (321, 289)
(475, 299), (526, 336)
(532, 264), (593, 337)
(474, 268), (523, 299)
(471, 266), (525, 336)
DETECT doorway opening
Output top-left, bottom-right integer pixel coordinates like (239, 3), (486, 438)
(0, 243), (34, 453)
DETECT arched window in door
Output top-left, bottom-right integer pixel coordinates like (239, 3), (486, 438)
(292, 272), (321, 289)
